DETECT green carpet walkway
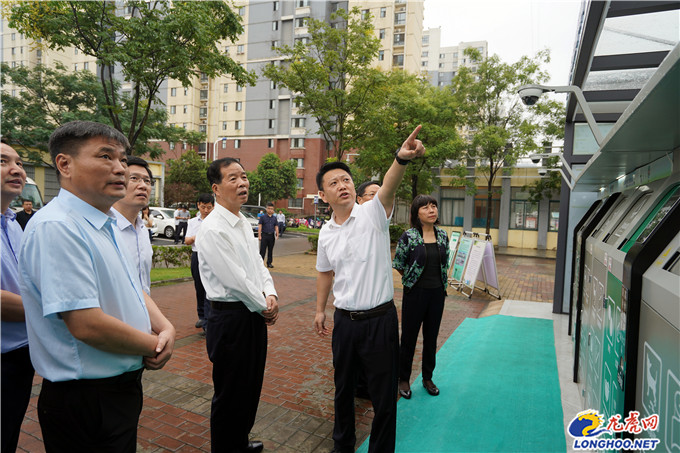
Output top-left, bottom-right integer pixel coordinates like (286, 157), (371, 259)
(358, 315), (566, 452)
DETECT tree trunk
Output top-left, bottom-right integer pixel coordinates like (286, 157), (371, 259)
(486, 176), (493, 235)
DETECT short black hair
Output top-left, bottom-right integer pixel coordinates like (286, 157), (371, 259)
(266, 202), (274, 208)
(48, 121), (130, 170)
(316, 161), (351, 191)
(126, 155), (153, 180)
(410, 194), (439, 230)
(207, 157), (243, 186)
(357, 180), (380, 197)
(197, 193), (214, 205)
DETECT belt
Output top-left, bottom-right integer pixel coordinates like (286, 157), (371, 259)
(262, 232), (275, 235)
(44, 368), (143, 387)
(337, 300), (394, 321)
(210, 300), (248, 311)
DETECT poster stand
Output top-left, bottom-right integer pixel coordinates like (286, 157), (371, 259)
(446, 230), (462, 289)
(450, 233), (502, 300)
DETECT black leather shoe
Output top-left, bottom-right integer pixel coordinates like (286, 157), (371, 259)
(423, 379), (439, 396)
(245, 440), (264, 452)
(398, 380), (412, 399)
(195, 319), (204, 328)
(267, 264), (274, 268)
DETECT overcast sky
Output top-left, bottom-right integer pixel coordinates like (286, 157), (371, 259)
(423, 0), (584, 85)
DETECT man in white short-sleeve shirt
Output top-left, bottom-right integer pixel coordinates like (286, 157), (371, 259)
(314, 126), (426, 453)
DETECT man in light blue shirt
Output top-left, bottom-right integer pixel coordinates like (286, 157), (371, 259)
(1, 141), (34, 453)
(112, 155), (154, 294)
(19, 121), (175, 452)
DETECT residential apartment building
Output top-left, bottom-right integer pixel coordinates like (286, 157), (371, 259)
(421, 27), (487, 87)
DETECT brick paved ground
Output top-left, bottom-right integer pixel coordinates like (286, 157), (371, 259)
(16, 252), (555, 452)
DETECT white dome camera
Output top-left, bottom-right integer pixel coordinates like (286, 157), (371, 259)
(537, 168), (548, 177)
(518, 85), (550, 106)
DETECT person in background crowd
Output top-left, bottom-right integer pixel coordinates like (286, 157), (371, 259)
(196, 158), (279, 453)
(356, 180), (380, 205)
(393, 195), (450, 399)
(141, 205), (154, 242)
(174, 204), (190, 244)
(258, 202), (278, 269)
(185, 193), (215, 333)
(276, 209), (286, 237)
(1, 141), (35, 453)
(15, 199), (35, 230)
(314, 126), (426, 453)
(19, 121), (175, 452)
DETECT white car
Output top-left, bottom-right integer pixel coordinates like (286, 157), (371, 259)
(241, 210), (259, 236)
(149, 207), (177, 239)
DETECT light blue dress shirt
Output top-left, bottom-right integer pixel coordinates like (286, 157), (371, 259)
(112, 208), (153, 294)
(1, 208), (29, 353)
(19, 189), (151, 381)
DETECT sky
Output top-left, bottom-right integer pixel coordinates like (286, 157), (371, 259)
(423, 0), (584, 85)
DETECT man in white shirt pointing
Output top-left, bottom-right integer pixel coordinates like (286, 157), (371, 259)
(196, 157), (279, 453)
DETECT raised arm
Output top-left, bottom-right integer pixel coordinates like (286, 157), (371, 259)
(379, 125), (426, 217)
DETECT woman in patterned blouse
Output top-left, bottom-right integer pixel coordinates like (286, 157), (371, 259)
(393, 195), (450, 399)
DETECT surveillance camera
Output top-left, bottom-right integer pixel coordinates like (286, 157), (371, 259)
(518, 85), (549, 106)
(530, 155), (541, 164)
(537, 168), (548, 177)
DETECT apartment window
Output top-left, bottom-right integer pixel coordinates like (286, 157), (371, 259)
(438, 81), (445, 87)
(378, 50), (384, 61)
(183, 105), (188, 114)
(11, 47), (16, 55)
(235, 101), (242, 111)
(272, 21), (279, 31)
(170, 106), (176, 114)
(296, 178), (304, 189)
(169, 142), (175, 150)
(392, 54), (404, 66)
(394, 12), (405, 25)
(293, 98), (302, 108)
(223, 84), (228, 93)
(11, 62), (16, 68)
(170, 87), (177, 97)
(289, 198), (303, 208)
(236, 85), (243, 92)
(271, 40), (279, 49)
(422, 35), (429, 45)
(270, 81), (277, 89)
(297, 0), (309, 6)
(291, 138), (305, 148)
(222, 103), (228, 112)
(268, 139), (274, 148)
(439, 53), (445, 59)
(439, 63), (445, 68)
(11, 33), (15, 41)
(183, 142), (187, 149)
(453, 52), (458, 58)
(200, 89), (208, 100)
(473, 190), (501, 229)
(549, 200), (560, 231)
(182, 123), (187, 129)
(221, 140), (227, 149)
(379, 29), (386, 40)
(83, 62), (89, 70)
(292, 118), (306, 128)
(478, 46), (485, 53)
(224, 46), (230, 55)
(361, 9), (369, 19)
(394, 33), (405, 45)
(273, 1), (279, 11)
(291, 158), (304, 168)
(380, 7), (386, 18)
(237, 44), (244, 54)
(268, 119), (275, 129)
(295, 37), (310, 45)
(199, 107), (207, 117)
(295, 18), (307, 28)
(421, 61), (427, 67)
(238, 6), (245, 16)
(235, 120), (242, 130)
(269, 100), (276, 109)
(222, 121), (228, 130)
(125, 5), (133, 14)
(234, 139), (241, 149)
(440, 189), (465, 227)
(184, 87), (188, 96)
(199, 125), (207, 133)
(74, 47), (78, 55)
(510, 188), (538, 230)
(422, 51), (428, 57)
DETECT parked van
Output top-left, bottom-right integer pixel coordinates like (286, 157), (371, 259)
(10, 177), (44, 213)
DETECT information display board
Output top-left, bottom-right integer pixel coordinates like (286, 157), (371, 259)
(449, 232), (501, 299)
(451, 236), (474, 282)
(446, 231), (461, 272)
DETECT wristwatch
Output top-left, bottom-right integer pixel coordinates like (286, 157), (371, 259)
(394, 149), (409, 165)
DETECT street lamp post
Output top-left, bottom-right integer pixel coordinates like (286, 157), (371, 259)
(212, 137), (227, 162)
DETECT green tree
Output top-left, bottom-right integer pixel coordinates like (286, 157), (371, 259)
(165, 150), (211, 205)
(247, 154), (297, 205)
(8, 0), (254, 154)
(0, 62), (204, 161)
(262, 7), (383, 161)
(450, 48), (565, 234)
(349, 71), (464, 201)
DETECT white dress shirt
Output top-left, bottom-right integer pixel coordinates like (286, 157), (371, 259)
(185, 214), (203, 252)
(316, 192), (394, 310)
(196, 202), (276, 313)
(112, 208), (153, 294)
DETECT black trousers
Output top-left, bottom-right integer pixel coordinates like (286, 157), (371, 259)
(332, 304), (399, 453)
(1, 346), (34, 453)
(38, 369), (143, 453)
(399, 285), (445, 382)
(191, 252), (207, 321)
(175, 222), (188, 243)
(206, 302), (267, 453)
(259, 233), (275, 266)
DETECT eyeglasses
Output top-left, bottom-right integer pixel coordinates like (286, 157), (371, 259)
(129, 175), (154, 187)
